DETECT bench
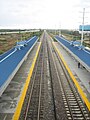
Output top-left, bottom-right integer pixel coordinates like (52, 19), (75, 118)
(15, 40), (28, 50)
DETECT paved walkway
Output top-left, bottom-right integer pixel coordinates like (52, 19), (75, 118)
(55, 42), (90, 101)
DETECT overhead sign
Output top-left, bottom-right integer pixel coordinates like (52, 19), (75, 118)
(79, 25), (90, 31)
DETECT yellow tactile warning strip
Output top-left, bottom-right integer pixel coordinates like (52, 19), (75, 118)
(52, 42), (90, 111)
(12, 42), (41, 120)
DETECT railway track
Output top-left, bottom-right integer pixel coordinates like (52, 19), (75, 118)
(19, 32), (90, 120)
(47, 33), (90, 120)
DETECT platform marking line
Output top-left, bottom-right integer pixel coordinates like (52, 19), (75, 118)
(56, 36), (70, 44)
(84, 49), (90, 55)
(0, 36), (36, 64)
(52, 42), (90, 111)
(12, 42), (41, 120)
(56, 36), (90, 55)
(0, 49), (17, 63)
(27, 36), (36, 43)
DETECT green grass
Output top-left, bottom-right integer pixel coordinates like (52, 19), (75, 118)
(0, 50), (4, 55)
(83, 42), (90, 48)
(0, 30), (43, 54)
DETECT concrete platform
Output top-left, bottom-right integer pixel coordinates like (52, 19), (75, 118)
(55, 36), (90, 72)
(0, 42), (40, 120)
(0, 36), (38, 96)
(54, 42), (90, 102)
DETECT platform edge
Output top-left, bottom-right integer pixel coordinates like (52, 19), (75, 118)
(52, 42), (90, 111)
(12, 42), (41, 120)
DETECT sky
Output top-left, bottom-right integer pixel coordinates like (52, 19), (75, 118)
(0, 0), (90, 29)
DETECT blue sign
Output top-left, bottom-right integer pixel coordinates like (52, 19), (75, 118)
(79, 25), (90, 31)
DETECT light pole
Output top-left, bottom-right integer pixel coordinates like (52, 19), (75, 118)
(59, 23), (61, 37)
(59, 29), (61, 37)
(81, 8), (85, 46)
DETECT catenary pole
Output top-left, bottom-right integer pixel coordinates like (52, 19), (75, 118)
(81, 8), (85, 46)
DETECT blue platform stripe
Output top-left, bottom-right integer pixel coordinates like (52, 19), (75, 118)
(55, 36), (90, 67)
(0, 36), (38, 87)
(0, 48), (15, 61)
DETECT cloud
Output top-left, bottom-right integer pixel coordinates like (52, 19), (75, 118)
(0, 0), (90, 29)
(79, 0), (90, 8)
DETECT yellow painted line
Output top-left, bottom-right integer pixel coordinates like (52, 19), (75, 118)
(12, 42), (42, 120)
(52, 42), (90, 111)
